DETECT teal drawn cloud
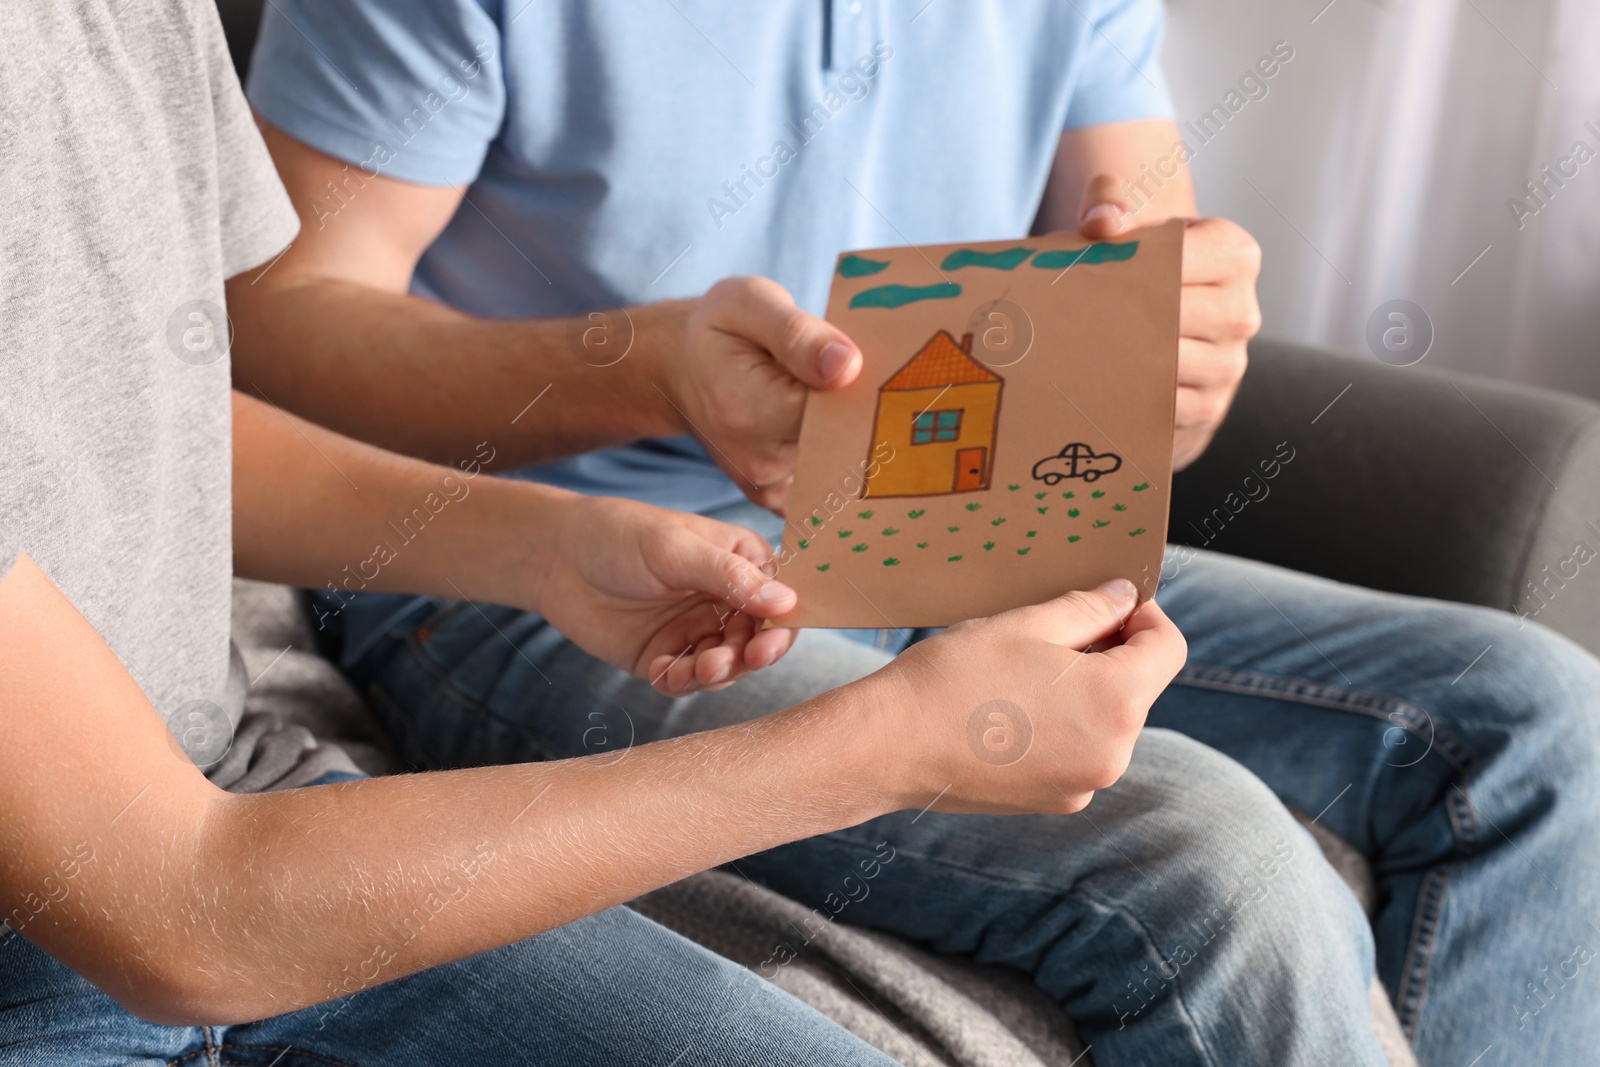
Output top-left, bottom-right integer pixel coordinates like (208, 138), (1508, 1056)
(1031, 240), (1140, 269)
(849, 282), (963, 310)
(837, 254), (891, 278)
(940, 246), (1035, 272)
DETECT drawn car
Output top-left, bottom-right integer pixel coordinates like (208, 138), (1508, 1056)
(1031, 443), (1123, 484)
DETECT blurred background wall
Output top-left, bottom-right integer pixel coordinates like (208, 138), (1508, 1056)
(1163, 0), (1600, 399)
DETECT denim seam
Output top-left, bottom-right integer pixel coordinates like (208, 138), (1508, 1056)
(220, 1044), (360, 1067)
(384, 628), (562, 765)
(774, 840), (1223, 1065)
(1175, 661), (1479, 1048)
(1174, 663), (1480, 778)
(1393, 863), (1452, 1038)
(394, 630), (502, 726)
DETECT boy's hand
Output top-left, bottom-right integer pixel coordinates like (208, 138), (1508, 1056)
(857, 579), (1187, 814)
(532, 497), (799, 695)
(660, 277), (864, 515)
(1077, 175), (1261, 471)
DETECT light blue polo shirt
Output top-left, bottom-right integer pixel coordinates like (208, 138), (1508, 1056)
(245, 0), (1173, 656)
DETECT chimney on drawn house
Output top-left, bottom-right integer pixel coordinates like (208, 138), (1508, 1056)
(960, 332), (974, 353)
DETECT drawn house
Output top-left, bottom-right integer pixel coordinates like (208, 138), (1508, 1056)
(864, 329), (1003, 498)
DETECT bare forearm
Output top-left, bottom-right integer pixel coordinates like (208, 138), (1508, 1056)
(195, 691), (885, 1022)
(226, 275), (686, 469)
(1, 553), (892, 1025)
(231, 389), (561, 611)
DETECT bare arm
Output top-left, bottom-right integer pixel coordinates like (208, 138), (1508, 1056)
(232, 389), (799, 691)
(0, 551), (884, 1025)
(226, 122), (864, 511)
(0, 545), (1182, 1026)
(1037, 120), (1260, 470)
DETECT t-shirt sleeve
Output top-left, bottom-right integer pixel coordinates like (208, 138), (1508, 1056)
(1062, 0), (1175, 130)
(244, 0), (507, 187)
(0, 529), (16, 586)
(199, 0), (301, 278)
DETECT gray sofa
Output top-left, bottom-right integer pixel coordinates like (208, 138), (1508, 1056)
(1171, 338), (1600, 657)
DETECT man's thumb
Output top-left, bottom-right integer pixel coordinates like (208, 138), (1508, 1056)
(1078, 173), (1133, 240)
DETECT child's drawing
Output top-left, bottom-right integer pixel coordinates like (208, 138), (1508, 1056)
(1030, 443), (1122, 485)
(865, 330), (1003, 498)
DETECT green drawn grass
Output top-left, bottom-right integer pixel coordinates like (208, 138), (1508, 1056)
(1129, 528), (1147, 537)
(1093, 520), (1110, 528)
(983, 541), (996, 551)
(839, 529), (853, 538)
(1017, 547), (1031, 555)
(1091, 490), (1106, 499)
(947, 525), (960, 533)
(966, 502), (982, 511)
(1133, 483), (1150, 492)
(882, 527), (899, 536)
(991, 517), (1006, 526)
(858, 509), (874, 519)
(908, 509), (925, 519)
(817, 563), (831, 571)
(1068, 508), (1080, 518)
(1068, 535), (1082, 543)
(883, 558), (900, 566)
(852, 543), (869, 552)
(948, 555), (963, 562)
(1112, 503), (1127, 511)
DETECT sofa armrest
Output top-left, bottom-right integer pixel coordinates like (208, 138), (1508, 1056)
(1170, 337), (1600, 657)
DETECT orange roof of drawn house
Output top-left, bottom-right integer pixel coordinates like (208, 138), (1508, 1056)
(880, 330), (1001, 391)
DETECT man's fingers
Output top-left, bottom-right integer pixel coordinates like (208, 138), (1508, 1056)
(993, 578), (1140, 648)
(1175, 336), (1248, 389)
(1181, 217), (1262, 285)
(1180, 285), (1262, 346)
(715, 276), (862, 389)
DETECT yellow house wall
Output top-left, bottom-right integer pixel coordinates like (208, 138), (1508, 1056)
(865, 381), (1001, 497)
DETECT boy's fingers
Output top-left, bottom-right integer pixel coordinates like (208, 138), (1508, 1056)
(1101, 600), (1189, 700)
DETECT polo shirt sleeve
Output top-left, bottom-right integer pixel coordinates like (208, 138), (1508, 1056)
(244, 0), (507, 187)
(1062, 0), (1175, 130)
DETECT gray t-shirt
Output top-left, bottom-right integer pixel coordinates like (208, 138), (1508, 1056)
(1, 1), (298, 755)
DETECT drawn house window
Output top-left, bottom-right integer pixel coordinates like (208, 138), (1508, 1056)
(912, 409), (963, 445)
(864, 330), (1003, 498)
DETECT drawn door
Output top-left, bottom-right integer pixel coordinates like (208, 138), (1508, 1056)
(954, 447), (987, 491)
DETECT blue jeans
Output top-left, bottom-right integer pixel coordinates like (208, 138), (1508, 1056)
(336, 504), (1600, 1067)
(0, 764), (1384, 1067)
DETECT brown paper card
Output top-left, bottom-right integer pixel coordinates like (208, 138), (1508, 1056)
(771, 220), (1183, 628)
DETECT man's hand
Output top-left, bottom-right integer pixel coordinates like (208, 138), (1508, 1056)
(1077, 174), (1262, 470)
(855, 579), (1187, 814)
(664, 277), (863, 514)
(531, 496), (799, 695)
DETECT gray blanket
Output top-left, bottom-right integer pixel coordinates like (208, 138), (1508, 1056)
(230, 578), (1417, 1066)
